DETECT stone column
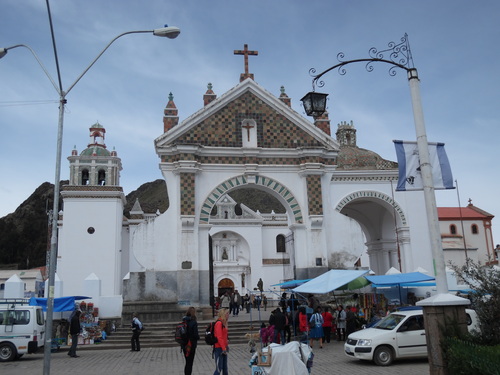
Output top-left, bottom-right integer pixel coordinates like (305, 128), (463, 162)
(417, 295), (470, 375)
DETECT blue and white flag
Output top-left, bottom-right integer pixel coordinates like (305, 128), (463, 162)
(393, 140), (454, 191)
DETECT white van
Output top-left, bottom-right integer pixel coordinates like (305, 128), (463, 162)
(344, 307), (479, 366)
(0, 299), (45, 361)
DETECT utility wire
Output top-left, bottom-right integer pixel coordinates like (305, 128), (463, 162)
(0, 100), (59, 107)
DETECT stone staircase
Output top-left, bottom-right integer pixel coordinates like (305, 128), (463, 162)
(78, 319), (263, 351)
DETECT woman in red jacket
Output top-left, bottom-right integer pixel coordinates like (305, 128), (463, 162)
(213, 308), (229, 375)
(298, 306), (309, 342)
(322, 306), (334, 343)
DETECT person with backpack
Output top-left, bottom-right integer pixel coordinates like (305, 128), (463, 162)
(130, 312), (143, 352)
(213, 308), (229, 375)
(309, 306), (324, 349)
(182, 307), (200, 375)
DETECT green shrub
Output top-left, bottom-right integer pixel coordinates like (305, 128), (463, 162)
(444, 337), (500, 375)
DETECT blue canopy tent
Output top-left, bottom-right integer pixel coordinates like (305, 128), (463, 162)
(29, 296), (91, 312)
(271, 279), (311, 289)
(365, 272), (435, 305)
(365, 272), (435, 286)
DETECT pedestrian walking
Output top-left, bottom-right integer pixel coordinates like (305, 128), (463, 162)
(345, 305), (357, 338)
(182, 306), (200, 375)
(322, 307), (334, 343)
(67, 309), (81, 358)
(309, 306), (324, 349)
(336, 305), (346, 341)
(130, 312), (143, 351)
(213, 308), (230, 375)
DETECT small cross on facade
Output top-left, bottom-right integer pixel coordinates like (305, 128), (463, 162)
(242, 122), (254, 142)
(234, 44), (258, 82)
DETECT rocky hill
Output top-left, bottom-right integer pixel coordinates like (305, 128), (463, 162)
(0, 180), (284, 270)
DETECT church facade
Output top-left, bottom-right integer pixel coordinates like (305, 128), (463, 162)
(56, 48), (444, 318)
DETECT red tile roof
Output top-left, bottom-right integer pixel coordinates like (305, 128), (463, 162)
(438, 205), (494, 220)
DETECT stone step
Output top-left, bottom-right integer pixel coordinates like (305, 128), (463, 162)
(77, 320), (262, 351)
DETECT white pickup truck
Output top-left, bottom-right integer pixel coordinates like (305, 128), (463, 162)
(0, 299), (45, 361)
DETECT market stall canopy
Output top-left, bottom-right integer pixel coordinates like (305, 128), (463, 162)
(292, 269), (369, 294)
(29, 296), (91, 312)
(271, 279), (311, 289)
(339, 276), (371, 290)
(366, 272), (434, 287)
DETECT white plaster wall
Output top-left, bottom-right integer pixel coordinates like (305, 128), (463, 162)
(439, 219), (492, 263)
(128, 212), (175, 271)
(57, 197), (123, 297)
(393, 190), (434, 274)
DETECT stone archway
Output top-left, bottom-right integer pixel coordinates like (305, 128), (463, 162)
(335, 190), (411, 274)
(199, 175), (303, 224)
(217, 278), (234, 297)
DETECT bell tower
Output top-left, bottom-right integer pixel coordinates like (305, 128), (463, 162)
(57, 122), (126, 301)
(336, 120), (357, 147)
(68, 122), (122, 186)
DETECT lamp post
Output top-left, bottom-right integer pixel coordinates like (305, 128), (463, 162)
(1, 19), (180, 375)
(301, 34), (469, 375)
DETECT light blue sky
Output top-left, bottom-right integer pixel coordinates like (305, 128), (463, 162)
(1, 1), (499, 246)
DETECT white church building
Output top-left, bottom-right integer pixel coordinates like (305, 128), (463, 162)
(56, 53), (459, 318)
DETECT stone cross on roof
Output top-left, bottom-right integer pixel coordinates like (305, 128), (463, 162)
(234, 44), (258, 82)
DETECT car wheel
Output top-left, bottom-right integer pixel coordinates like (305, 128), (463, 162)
(373, 345), (394, 366)
(0, 343), (17, 362)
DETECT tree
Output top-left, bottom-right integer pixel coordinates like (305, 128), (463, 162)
(449, 259), (500, 345)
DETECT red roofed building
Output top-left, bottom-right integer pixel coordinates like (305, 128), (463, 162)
(438, 200), (496, 266)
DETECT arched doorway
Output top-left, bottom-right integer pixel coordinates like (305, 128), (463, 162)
(218, 278), (234, 297)
(335, 190), (410, 274)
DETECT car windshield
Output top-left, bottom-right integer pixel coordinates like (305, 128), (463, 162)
(372, 313), (406, 330)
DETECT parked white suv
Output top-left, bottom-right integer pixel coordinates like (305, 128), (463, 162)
(344, 307), (479, 366)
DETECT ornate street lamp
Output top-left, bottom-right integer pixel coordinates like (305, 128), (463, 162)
(300, 91), (328, 117)
(302, 34), (469, 375)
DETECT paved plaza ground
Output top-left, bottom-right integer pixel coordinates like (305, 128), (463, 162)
(1, 338), (429, 375)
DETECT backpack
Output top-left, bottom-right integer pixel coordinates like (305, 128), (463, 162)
(175, 320), (188, 345)
(205, 321), (219, 346)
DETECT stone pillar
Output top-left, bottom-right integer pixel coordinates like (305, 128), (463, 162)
(417, 294), (470, 375)
(4, 274), (24, 298)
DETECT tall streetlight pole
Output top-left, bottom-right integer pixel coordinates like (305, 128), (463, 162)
(1, 7), (180, 373)
(301, 34), (469, 375)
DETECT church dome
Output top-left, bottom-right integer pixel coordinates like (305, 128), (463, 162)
(336, 146), (398, 170)
(80, 145), (111, 157)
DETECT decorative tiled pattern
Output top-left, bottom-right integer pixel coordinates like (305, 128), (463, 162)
(173, 92), (325, 148)
(180, 173), (195, 215)
(306, 175), (323, 215)
(162, 154), (336, 166)
(200, 175), (303, 224)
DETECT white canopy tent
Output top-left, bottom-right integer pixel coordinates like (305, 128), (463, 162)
(292, 269), (369, 294)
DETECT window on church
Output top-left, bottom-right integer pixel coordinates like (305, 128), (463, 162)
(98, 170), (106, 185)
(471, 224), (478, 234)
(81, 169), (90, 185)
(450, 224), (457, 235)
(234, 203), (242, 216)
(276, 234), (286, 253)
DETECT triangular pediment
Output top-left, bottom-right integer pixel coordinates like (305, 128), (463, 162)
(155, 78), (338, 152)
(211, 194), (263, 222)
